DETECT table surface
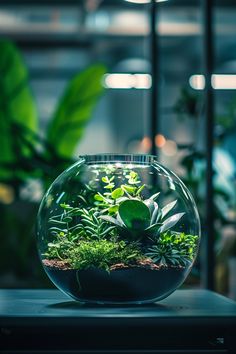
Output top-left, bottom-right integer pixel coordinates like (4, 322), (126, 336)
(1, 289), (236, 325)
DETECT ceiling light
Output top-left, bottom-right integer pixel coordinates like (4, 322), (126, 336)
(190, 74), (236, 90)
(212, 74), (236, 89)
(189, 75), (205, 90)
(103, 73), (152, 89)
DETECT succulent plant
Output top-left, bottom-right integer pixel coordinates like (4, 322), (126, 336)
(100, 195), (185, 242)
(145, 231), (198, 267)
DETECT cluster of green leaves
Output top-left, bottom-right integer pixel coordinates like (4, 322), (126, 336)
(49, 203), (116, 241)
(44, 231), (73, 260)
(146, 232), (198, 267)
(46, 169), (198, 271)
(94, 171), (145, 215)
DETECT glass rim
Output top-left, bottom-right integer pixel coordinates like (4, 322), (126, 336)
(78, 153), (158, 164)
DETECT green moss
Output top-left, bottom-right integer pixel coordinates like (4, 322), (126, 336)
(67, 240), (143, 271)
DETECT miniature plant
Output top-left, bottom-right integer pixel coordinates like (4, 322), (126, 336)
(100, 198), (185, 242)
(44, 232), (73, 260)
(146, 232), (198, 267)
(49, 204), (116, 241)
(94, 170), (185, 242)
(44, 168), (198, 273)
(94, 170), (145, 214)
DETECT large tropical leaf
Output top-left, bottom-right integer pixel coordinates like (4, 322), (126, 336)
(119, 200), (151, 231)
(0, 40), (38, 180)
(46, 64), (106, 158)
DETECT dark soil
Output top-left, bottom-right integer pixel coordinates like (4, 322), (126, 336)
(43, 258), (163, 271)
(43, 259), (71, 270)
(42, 258), (190, 304)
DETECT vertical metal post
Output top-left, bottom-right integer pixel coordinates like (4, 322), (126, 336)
(202, 0), (215, 290)
(150, 0), (158, 156)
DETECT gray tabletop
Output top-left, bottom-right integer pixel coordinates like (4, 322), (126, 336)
(0, 289), (236, 326)
(1, 289), (236, 352)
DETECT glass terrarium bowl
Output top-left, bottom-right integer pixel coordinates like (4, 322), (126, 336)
(37, 154), (201, 304)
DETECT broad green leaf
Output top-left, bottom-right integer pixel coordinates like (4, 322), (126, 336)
(150, 203), (160, 225)
(48, 243), (60, 248)
(118, 200), (151, 231)
(111, 187), (124, 200)
(136, 184), (145, 195)
(99, 226), (116, 237)
(159, 212), (185, 233)
(121, 184), (136, 194)
(144, 198), (156, 214)
(47, 64), (106, 158)
(161, 200), (177, 219)
(145, 223), (162, 236)
(60, 203), (72, 210)
(99, 215), (122, 227)
(104, 183), (115, 189)
(108, 205), (119, 214)
(62, 216), (73, 223)
(0, 40), (38, 180)
(102, 176), (109, 183)
(130, 171), (137, 178)
(94, 193), (104, 201)
(117, 212), (125, 226)
(150, 192), (160, 201)
(128, 179), (140, 185)
(49, 219), (66, 225)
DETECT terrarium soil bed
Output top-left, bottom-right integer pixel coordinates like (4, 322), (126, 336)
(43, 260), (189, 304)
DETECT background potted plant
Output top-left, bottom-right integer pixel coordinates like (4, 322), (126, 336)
(0, 39), (106, 287)
(174, 87), (236, 292)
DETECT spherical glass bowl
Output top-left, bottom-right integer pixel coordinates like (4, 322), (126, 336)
(37, 154), (201, 304)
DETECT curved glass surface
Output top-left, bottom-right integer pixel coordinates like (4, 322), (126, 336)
(37, 154), (201, 304)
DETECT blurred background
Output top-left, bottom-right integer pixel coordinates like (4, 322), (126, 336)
(0, 0), (235, 299)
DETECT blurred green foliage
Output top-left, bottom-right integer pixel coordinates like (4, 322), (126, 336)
(174, 87), (236, 291)
(0, 39), (106, 287)
(0, 39), (106, 190)
(0, 40), (38, 181)
(174, 87), (235, 227)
